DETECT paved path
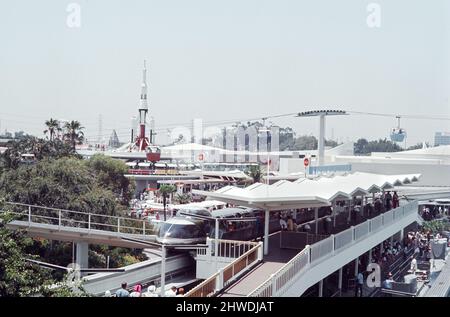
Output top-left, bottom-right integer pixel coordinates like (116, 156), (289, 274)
(219, 233), (298, 297)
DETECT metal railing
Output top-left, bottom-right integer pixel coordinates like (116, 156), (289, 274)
(249, 247), (310, 297)
(185, 240), (263, 297)
(0, 202), (157, 236)
(354, 221), (369, 241)
(197, 238), (258, 260)
(383, 209), (394, 226)
(370, 214), (383, 232)
(334, 227), (353, 251)
(310, 237), (334, 263)
(248, 201), (418, 297)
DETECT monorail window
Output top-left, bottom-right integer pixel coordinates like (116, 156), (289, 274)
(158, 223), (205, 239)
(179, 208), (211, 217)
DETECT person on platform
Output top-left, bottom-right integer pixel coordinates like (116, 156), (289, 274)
(143, 285), (158, 297)
(385, 191), (392, 211)
(129, 284), (142, 297)
(392, 191), (399, 209)
(176, 288), (185, 297)
(287, 216), (295, 231)
(116, 282), (130, 297)
(383, 272), (394, 289)
(355, 271), (364, 297)
(410, 257), (418, 273)
(165, 286), (177, 297)
(279, 215), (287, 230)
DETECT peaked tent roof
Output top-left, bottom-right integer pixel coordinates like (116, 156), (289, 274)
(192, 172), (421, 210)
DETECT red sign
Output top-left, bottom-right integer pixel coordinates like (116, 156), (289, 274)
(198, 153), (204, 161)
(304, 158), (309, 167)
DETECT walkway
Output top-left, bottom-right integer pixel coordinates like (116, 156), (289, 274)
(1, 202), (157, 248)
(219, 233), (297, 297)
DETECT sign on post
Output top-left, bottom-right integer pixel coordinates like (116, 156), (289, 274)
(304, 158), (309, 167)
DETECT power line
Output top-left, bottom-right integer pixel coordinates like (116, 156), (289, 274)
(347, 111), (450, 121)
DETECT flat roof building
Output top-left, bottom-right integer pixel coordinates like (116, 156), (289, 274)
(434, 132), (450, 146)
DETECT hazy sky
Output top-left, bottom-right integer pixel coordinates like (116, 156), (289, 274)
(0, 0), (449, 146)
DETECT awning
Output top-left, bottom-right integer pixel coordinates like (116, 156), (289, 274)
(192, 172), (421, 210)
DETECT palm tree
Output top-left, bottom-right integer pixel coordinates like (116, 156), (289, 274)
(247, 165), (262, 183)
(159, 184), (176, 221)
(64, 120), (84, 150)
(44, 118), (61, 141)
(175, 193), (191, 205)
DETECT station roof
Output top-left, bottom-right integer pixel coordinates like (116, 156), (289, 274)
(192, 172), (421, 210)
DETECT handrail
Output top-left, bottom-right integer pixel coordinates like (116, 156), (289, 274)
(185, 240), (263, 297)
(248, 200), (418, 297)
(1, 201), (156, 236)
(4, 202), (125, 220)
(250, 246), (310, 297)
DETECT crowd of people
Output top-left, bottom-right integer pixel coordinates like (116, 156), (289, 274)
(108, 282), (186, 297)
(420, 205), (449, 221)
(370, 239), (405, 266)
(279, 214), (296, 231)
(373, 191), (400, 213)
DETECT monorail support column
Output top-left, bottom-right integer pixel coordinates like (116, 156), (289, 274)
(264, 209), (270, 255)
(399, 230), (404, 244)
(354, 257), (359, 276)
(160, 244), (166, 297)
(332, 200), (337, 228)
(318, 114), (325, 166)
(368, 248), (372, 264)
(314, 207), (319, 235)
(318, 279), (323, 297)
(347, 199), (352, 223)
(338, 267), (343, 294)
(215, 219), (220, 270)
(76, 242), (88, 275)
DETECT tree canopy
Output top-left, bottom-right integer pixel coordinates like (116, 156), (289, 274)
(0, 125), (139, 296)
(354, 138), (403, 155)
(0, 213), (88, 297)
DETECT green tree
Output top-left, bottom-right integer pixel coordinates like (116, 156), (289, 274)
(44, 118), (61, 141)
(247, 165), (262, 183)
(84, 154), (135, 205)
(325, 139), (339, 148)
(0, 137), (76, 170)
(292, 135), (318, 151)
(0, 157), (119, 216)
(354, 138), (402, 155)
(64, 120), (84, 150)
(407, 142), (430, 151)
(159, 184), (176, 221)
(174, 193), (191, 204)
(354, 138), (369, 155)
(279, 127), (295, 151)
(422, 220), (450, 234)
(0, 213), (87, 297)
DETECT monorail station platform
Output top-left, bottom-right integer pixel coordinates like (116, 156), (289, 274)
(219, 233), (298, 297)
(188, 172), (424, 297)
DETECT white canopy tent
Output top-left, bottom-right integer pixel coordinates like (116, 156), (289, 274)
(192, 172), (421, 255)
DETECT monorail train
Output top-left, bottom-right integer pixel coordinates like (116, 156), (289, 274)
(156, 205), (330, 245)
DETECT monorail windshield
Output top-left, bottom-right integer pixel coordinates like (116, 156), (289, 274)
(158, 222), (206, 239)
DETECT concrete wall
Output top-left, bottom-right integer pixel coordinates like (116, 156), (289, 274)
(279, 158), (306, 174)
(195, 257), (235, 279)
